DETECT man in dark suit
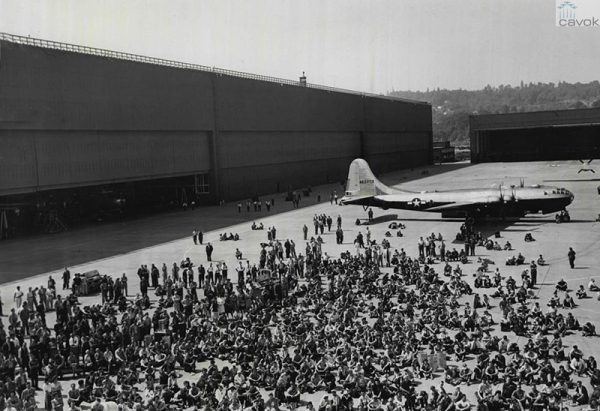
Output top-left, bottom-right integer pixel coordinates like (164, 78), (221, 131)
(206, 243), (213, 261)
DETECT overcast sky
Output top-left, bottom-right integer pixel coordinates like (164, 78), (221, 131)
(1, 0), (598, 93)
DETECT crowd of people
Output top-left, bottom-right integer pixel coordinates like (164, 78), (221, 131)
(0, 206), (598, 411)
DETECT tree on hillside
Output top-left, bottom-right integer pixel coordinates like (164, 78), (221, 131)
(390, 80), (600, 145)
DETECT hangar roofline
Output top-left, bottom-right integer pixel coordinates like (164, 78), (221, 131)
(0, 32), (428, 106)
(470, 107), (600, 131)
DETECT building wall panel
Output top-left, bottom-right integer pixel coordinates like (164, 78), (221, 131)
(218, 131), (360, 169)
(364, 98), (432, 132)
(214, 77), (364, 131)
(0, 41), (215, 131)
(0, 130), (210, 193)
(0, 131), (38, 194)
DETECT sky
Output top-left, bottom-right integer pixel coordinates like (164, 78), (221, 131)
(0, 0), (599, 94)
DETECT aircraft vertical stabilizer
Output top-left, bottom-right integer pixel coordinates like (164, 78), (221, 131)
(344, 158), (392, 199)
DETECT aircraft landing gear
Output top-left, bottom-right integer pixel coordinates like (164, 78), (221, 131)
(555, 209), (570, 223)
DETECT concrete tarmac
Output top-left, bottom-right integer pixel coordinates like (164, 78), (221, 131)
(1, 159), (600, 410)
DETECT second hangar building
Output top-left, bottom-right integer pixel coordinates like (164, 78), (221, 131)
(470, 108), (600, 163)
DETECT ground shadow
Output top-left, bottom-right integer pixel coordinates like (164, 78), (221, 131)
(356, 214), (399, 225)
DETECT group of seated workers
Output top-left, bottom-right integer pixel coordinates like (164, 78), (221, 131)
(251, 222), (264, 230)
(445, 248), (468, 263)
(220, 232), (240, 241)
(484, 240), (504, 251)
(3, 212), (600, 411)
(506, 253), (526, 266)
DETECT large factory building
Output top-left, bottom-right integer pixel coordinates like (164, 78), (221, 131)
(470, 108), (600, 163)
(0, 33), (432, 237)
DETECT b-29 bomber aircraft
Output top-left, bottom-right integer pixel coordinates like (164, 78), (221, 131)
(339, 159), (574, 220)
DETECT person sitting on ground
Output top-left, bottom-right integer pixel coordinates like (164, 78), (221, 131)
(563, 293), (575, 308)
(516, 253), (525, 265)
(583, 322), (596, 337)
(548, 292), (561, 308)
(556, 278), (568, 292)
(504, 241), (512, 250)
(445, 366), (461, 386)
(536, 254), (546, 266)
(235, 248), (243, 260)
(576, 285), (587, 299)
(524, 233), (535, 242)
(420, 359), (433, 379)
(589, 279), (600, 291)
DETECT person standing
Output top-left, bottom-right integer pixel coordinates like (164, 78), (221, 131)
(206, 263), (214, 285)
(303, 224), (308, 240)
(18, 303), (29, 336)
(198, 264), (205, 288)
(234, 263), (243, 285)
(568, 247), (576, 269)
(530, 261), (537, 287)
(418, 238), (425, 258)
(237, 203), (242, 213)
(198, 230), (203, 245)
(121, 273), (128, 296)
(162, 263), (168, 285)
(206, 242), (214, 262)
(192, 230), (198, 245)
(62, 268), (70, 290)
(14, 286), (23, 310)
(469, 236), (476, 256)
(368, 208), (374, 222)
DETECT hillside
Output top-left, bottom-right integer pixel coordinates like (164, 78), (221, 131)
(390, 81), (600, 146)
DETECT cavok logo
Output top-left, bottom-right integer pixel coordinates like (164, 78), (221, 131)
(556, 0), (600, 27)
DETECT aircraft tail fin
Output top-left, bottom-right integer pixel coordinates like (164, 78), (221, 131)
(342, 159), (392, 202)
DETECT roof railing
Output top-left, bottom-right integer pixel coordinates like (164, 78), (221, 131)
(0, 32), (427, 104)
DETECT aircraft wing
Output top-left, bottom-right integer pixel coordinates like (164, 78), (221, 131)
(424, 202), (481, 212)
